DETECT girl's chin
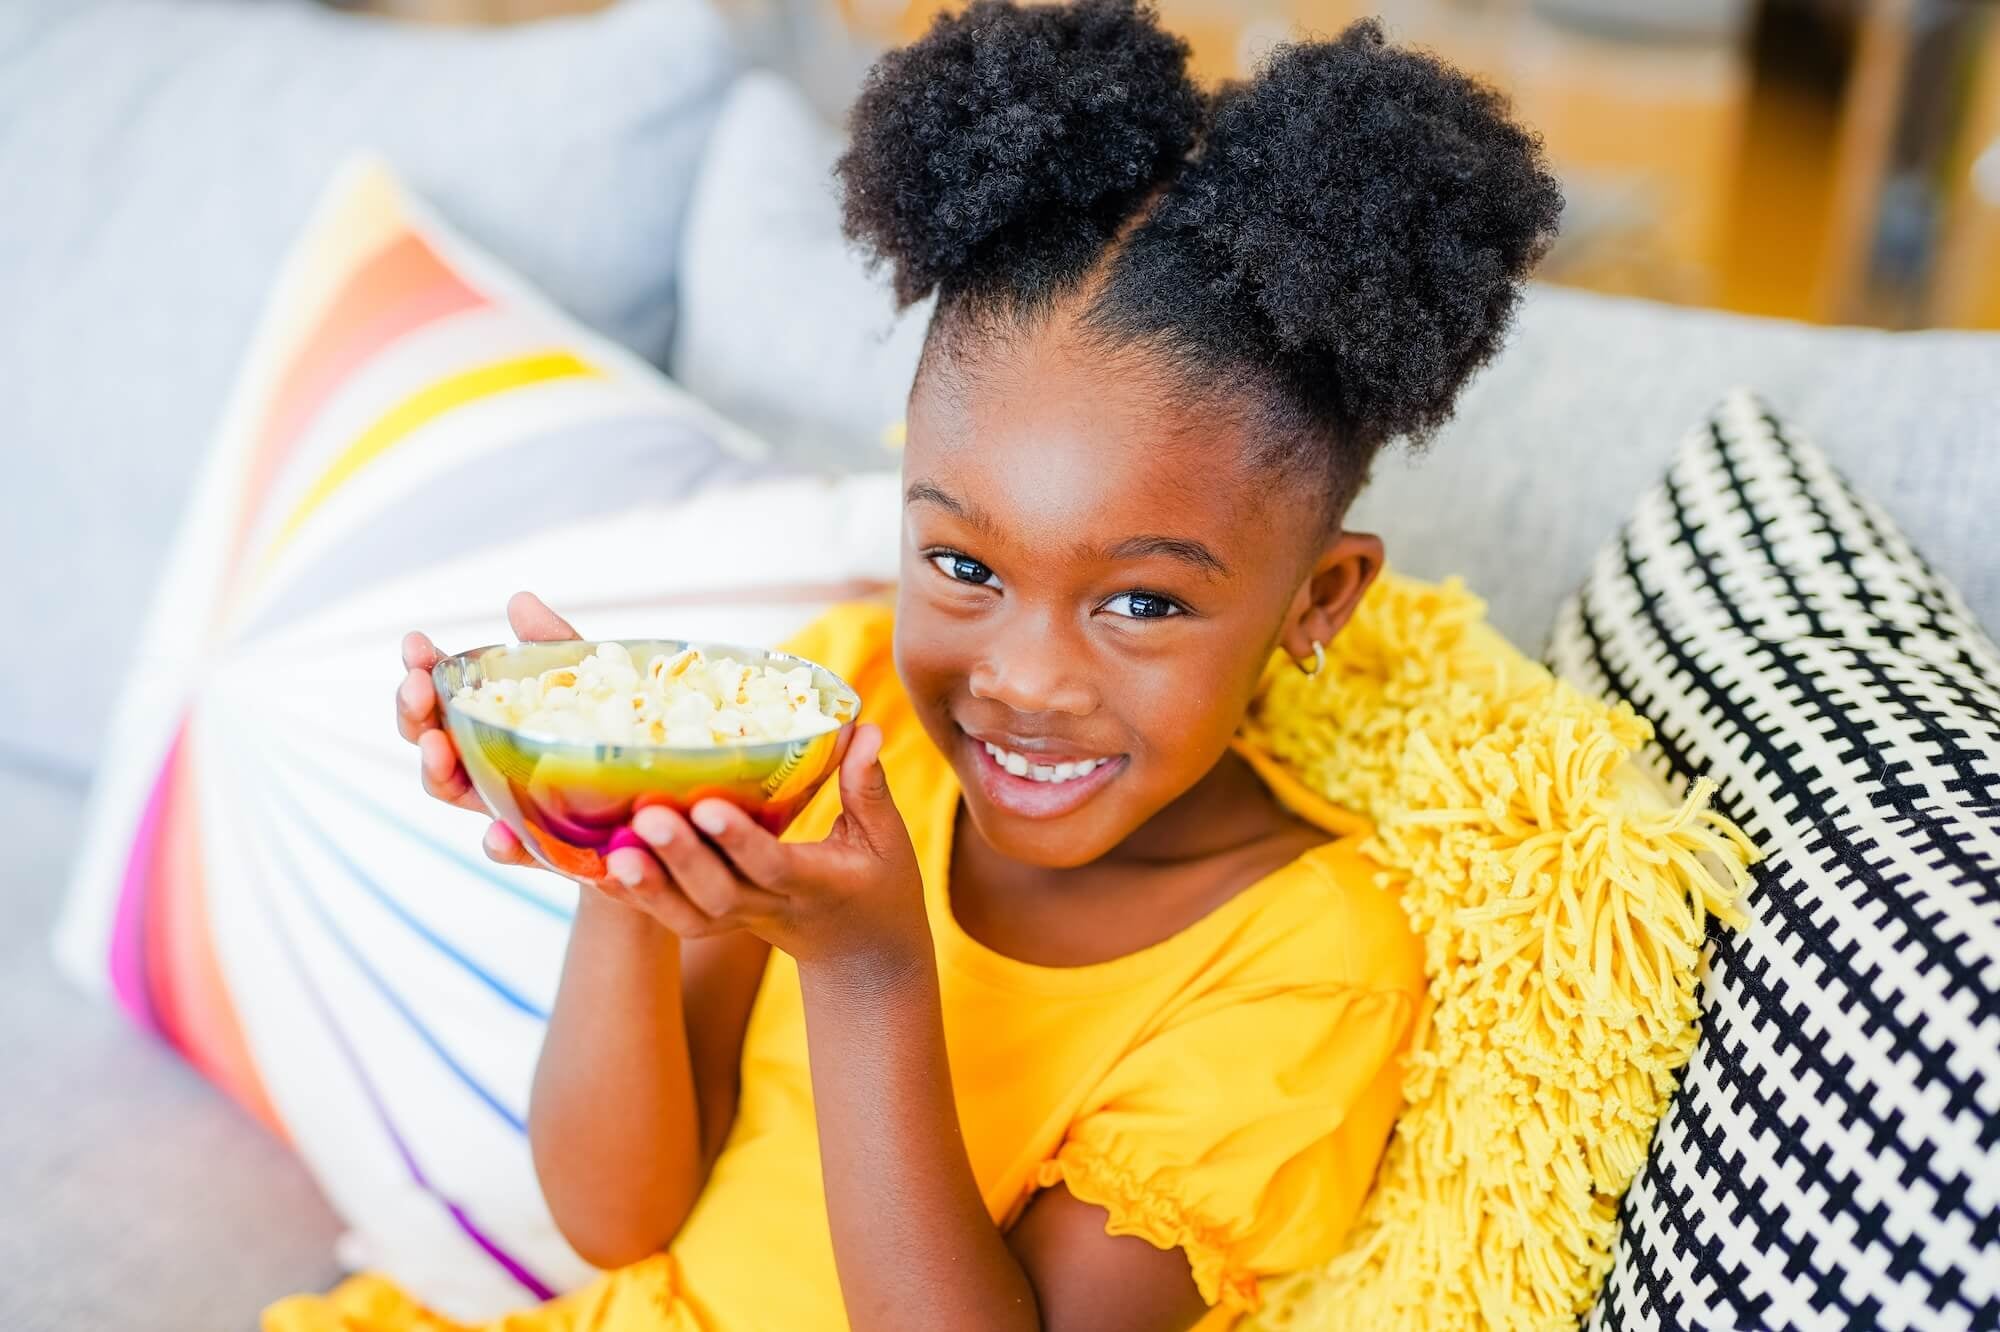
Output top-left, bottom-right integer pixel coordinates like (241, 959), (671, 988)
(956, 798), (1126, 871)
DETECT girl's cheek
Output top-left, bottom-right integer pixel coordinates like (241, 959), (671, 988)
(1149, 657), (1251, 762)
(894, 635), (972, 736)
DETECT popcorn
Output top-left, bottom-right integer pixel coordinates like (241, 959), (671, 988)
(454, 644), (843, 747)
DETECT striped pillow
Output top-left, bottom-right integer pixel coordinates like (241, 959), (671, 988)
(1548, 390), (2000, 1331)
(56, 158), (900, 1319)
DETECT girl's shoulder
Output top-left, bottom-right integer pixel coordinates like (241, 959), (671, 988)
(1220, 739), (1421, 999)
(1244, 835), (1426, 1001)
(773, 595), (898, 692)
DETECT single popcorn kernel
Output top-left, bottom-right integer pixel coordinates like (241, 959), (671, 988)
(454, 643), (843, 746)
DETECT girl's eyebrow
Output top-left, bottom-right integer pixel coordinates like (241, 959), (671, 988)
(905, 480), (984, 527)
(1087, 533), (1230, 578)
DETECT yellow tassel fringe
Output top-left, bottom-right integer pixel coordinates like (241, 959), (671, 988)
(1238, 572), (1759, 1332)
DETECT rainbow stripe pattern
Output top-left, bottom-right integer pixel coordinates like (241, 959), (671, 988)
(56, 159), (900, 1320)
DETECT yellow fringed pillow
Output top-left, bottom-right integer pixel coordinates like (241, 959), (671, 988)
(1235, 571), (1758, 1332)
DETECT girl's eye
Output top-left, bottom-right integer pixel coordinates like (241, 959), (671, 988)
(1103, 591), (1184, 620)
(930, 552), (1002, 589)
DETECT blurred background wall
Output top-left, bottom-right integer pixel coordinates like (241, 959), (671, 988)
(349, 0), (2000, 330)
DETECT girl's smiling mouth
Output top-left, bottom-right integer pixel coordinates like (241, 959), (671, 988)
(959, 724), (1128, 819)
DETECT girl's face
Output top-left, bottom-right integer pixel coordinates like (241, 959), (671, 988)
(893, 319), (1381, 869)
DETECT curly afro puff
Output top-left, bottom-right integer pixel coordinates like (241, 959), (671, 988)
(837, 2), (1563, 517)
(837, 0), (1204, 311)
(1102, 22), (1564, 469)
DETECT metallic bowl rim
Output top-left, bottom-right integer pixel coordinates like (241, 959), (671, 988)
(432, 637), (862, 760)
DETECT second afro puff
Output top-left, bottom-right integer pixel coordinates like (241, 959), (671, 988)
(1100, 20), (1564, 450)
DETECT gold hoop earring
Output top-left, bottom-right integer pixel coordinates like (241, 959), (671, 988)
(1298, 638), (1326, 676)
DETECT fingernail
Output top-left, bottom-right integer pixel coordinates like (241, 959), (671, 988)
(399, 673), (424, 710)
(691, 803), (726, 835)
(610, 853), (643, 887)
(632, 807), (674, 846)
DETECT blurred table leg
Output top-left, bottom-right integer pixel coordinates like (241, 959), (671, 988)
(1930, 18), (2000, 327)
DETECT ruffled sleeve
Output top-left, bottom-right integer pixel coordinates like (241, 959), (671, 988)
(1033, 980), (1417, 1313)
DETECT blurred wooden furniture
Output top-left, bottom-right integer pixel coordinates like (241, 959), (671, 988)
(355, 0), (1999, 329)
(1931, 17), (2000, 327)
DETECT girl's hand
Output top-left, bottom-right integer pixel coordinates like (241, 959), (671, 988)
(610, 722), (930, 975)
(395, 591), (580, 872)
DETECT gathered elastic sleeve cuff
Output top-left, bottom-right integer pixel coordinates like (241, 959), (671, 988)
(1031, 983), (1418, 1313)
(1033, 1144), (1266, 1311)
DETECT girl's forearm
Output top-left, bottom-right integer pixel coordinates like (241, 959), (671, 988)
(798, 952), (1041, 1332)
(529, 891), (704, 1268)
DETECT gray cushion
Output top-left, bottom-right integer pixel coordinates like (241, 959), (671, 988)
(0, 0), (737, 781)
(670, 71), (927, 472)
(0, 768), (341, 1330)
(1350, 285), (2000, 649)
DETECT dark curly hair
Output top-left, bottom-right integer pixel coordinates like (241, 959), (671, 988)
(837, 0), (1563, 523)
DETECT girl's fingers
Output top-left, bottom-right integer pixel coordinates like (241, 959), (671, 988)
(632, 805), (781, 921)
(602, 847), (724, 938)
(590, 871), (659, 918)
(397, 667), (438, 743)
(687, 799), (792, 889)
(506, 591), (580, 643)
(418, 728), (484, 812)
(401, 631), (441, 673)
(631, 806), (735, 916)
(604, 846), (663, 893)
(481, 821), (531, 866)
(831, 723), (903, 856)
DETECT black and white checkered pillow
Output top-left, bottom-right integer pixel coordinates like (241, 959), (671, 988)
(1547, 390), (2000, 1332)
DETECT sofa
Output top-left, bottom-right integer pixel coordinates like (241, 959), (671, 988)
(9, 277), (1995, 1332)
(4, 5), (1995, 1331)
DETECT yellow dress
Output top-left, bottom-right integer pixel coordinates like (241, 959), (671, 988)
(265, 599), (1426, 1332)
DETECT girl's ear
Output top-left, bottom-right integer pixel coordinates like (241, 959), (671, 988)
(1281, 531), (1384, 666)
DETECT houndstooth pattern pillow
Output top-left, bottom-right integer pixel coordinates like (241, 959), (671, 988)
(1547, 390), (2000, 1332)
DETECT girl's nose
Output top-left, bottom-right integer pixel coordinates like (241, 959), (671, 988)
(966, 626), (1097, 718)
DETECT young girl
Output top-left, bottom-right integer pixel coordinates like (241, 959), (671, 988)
(272, 4), (1559, 1329)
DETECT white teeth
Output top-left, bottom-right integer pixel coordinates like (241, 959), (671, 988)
(981, 740), (1109, 783)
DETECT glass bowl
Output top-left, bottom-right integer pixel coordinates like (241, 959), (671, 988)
(433, 639), (860, 881)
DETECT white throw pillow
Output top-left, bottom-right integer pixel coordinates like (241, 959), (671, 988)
(56, 157), (899, 1320)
